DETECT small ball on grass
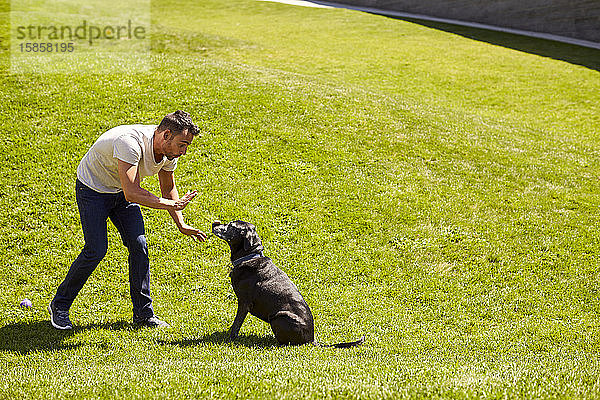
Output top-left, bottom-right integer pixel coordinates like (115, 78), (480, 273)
(19, 299), (33, 308)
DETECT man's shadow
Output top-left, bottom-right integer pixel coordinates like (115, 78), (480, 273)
(0, 320), (132, 354)
(0, 322), (279, 354)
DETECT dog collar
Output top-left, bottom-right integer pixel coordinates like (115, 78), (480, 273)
(232, 252), (264, 267)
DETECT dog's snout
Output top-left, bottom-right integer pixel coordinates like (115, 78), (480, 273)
(212, 221), (227, 239)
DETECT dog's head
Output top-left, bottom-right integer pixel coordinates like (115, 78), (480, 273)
(212, 220), (263, 261)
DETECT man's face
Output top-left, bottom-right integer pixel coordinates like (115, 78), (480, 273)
(163, 129), (194, 160)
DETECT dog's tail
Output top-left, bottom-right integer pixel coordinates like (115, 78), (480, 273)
(317, 335), (365, 349)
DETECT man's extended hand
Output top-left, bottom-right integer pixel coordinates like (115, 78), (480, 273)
(179, 222), (207, 242)
(171, 190), (198, 211)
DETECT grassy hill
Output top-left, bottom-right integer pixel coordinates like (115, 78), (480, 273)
(0, 0), (599, 398)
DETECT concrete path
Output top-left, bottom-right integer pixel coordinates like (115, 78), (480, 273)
(260, 0), (600, 50)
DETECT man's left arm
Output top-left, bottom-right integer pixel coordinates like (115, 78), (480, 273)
(158, 169), (207, 242)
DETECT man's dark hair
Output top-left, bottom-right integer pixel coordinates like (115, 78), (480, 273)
(157, 110), (200, 136)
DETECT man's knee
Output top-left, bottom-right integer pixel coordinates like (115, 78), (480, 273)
(127, 235), (148, 254)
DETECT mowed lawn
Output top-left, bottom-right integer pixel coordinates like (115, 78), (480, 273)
(1, 0), (600, 398)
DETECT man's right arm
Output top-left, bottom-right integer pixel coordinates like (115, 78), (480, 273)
(117, 159), (195, 211)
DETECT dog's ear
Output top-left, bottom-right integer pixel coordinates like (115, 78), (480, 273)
(243, 226), (261, 251)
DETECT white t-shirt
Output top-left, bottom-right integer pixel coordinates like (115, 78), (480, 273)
(77, 125), (177, 193)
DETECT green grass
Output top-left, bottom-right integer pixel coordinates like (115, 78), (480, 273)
(1, 0), (600, 398)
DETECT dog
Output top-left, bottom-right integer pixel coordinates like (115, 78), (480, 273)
(212, 220), (364, 348)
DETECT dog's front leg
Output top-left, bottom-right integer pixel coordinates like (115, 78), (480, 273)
(229, 302), (248, 340)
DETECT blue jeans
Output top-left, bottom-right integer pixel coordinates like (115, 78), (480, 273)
(53, 179), (154, 319)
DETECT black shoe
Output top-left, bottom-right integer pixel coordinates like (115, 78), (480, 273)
(48, 300), (73, 330)
(133, 315), (170, 328)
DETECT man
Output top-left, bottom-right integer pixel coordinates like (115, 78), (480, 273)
(49, 110), (206, 330)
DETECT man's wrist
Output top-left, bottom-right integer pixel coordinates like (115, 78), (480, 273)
(158, 197), (175, 210)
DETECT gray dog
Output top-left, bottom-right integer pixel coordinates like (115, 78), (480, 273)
(212, 220), (364, 347)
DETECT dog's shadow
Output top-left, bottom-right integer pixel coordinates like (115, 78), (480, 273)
(159, 330), (279, 349)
